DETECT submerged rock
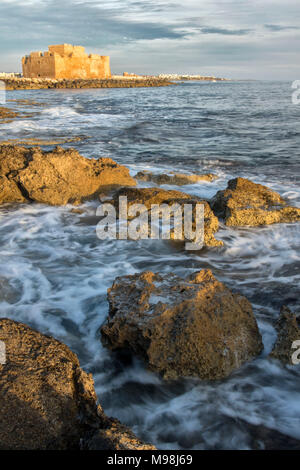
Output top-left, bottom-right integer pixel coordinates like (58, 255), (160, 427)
(246, 423), (300, 450)
(136, 170), (217, 186)
(109, 187), (223, 247)
(0, 106), (19, 123)
(0, 318), (155, 450)
(210, 177), (300, 226)
(230, 418), (300, 450)
(101, 269), (263, 380)
(270, 306), (300, 365)
(0, 145), (136, 206)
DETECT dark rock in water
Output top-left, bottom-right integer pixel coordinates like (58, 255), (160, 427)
(210, 177), (300, 226)
(0, 318), (155, 450)
(101, 269), (263, 380)
(108, 186), (223, 247)
(135, 170), (217, 185)
(270, 306), (300, 364)
(240, 420), (300, 450)
(0, 145), (136, 206)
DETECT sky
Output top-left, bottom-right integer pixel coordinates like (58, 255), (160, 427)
(0, 0), (300, 79)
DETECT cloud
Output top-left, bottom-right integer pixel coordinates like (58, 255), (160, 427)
(199, 26), (252, 36)
(264, 24), (300, 32)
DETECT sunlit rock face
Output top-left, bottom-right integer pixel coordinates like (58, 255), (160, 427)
(101, 269), (263, 380)
(210, 177), (300, 226)
(0, 145), (136, 206)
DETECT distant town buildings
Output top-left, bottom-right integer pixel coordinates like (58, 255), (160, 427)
(158, 74), (226, 81)
(22, 44), (111, 79)
(0, 72), (22, 78)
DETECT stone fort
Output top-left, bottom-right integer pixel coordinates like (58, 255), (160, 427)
(22, 44), (111, 79)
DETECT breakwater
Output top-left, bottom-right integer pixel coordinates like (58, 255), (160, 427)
(2, 77), (173, 90)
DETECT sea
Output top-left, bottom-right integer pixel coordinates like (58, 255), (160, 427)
(0, 80), (299, 449)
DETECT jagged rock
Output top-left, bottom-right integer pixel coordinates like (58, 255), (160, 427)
(109, 187), (223, 247)
(136, 170), (217, 186)
(101, 269), (263, 380)
(270, 306), (300, 364)
(210, 177), (300, 226)
(81, 419), (156, 450)
(0, 145), (136, 206)
(0, 318), (155, 450)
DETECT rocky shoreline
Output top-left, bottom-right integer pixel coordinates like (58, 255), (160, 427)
(0, 318), (155, 450)
(2, 77), (174, 90)
(0, 144), (299, 449)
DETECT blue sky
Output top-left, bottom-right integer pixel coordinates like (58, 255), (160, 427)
(0, 0), (300, 79)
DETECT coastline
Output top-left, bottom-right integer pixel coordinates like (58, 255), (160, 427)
(2, 77), (175, 90)
(0, 82), (299, 451)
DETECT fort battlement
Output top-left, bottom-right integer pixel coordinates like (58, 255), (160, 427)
(22, 44), (111, 79)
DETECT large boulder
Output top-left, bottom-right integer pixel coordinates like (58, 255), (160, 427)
(108, 187), (223, 247)
(0, 145), (136, 205)
(136, 170), (217, 185)
(0, 318), (155, 450)
(210, 177), (300, 226)
(270, 306), (300, 364)
(101, 269), (263, 380)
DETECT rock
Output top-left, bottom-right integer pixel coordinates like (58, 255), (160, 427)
(0, 318), (155, 450)
(243, 421), (300, 450)
(136, 170), (217, 186)
(210, 177), (300, 226)
(3, 77), (173, 91)
(109, 187), (223, 247)
(101, 269), (263, 380)
(270, 306), (300, 364)
(81, 419), (156, 450)
(0, 106), (19, 122)
(0, 145), (136, 205)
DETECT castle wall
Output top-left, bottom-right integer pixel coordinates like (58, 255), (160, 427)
(22, 52), (56, 79)
(22, 45), (111, 79)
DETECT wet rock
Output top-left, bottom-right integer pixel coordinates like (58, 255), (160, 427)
(210, 177), (300, 226)
(0, 145), (136, 205)
(81, 419), (156, 450)
(109, 187), (223, 247)
(0, 318), (155, 450)
(241, 420), (300, 450)
(136, 170), (217, 186)
(101, 269), (263, 380)
(0, 106), (19, 122)
(270, 306), (300, 364)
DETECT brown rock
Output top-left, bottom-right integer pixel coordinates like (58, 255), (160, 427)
(0, 106), (19, 122)
(0, 145), (136, 205)
(81, 419), (156, 450)
(210, 177), (300, 226)
(270, 306), (300, 364)
(136, 170), (217, 185)
(109, 187), (223, 247)
(101, 269), (263, 380)
(0, 318), (155, 450)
